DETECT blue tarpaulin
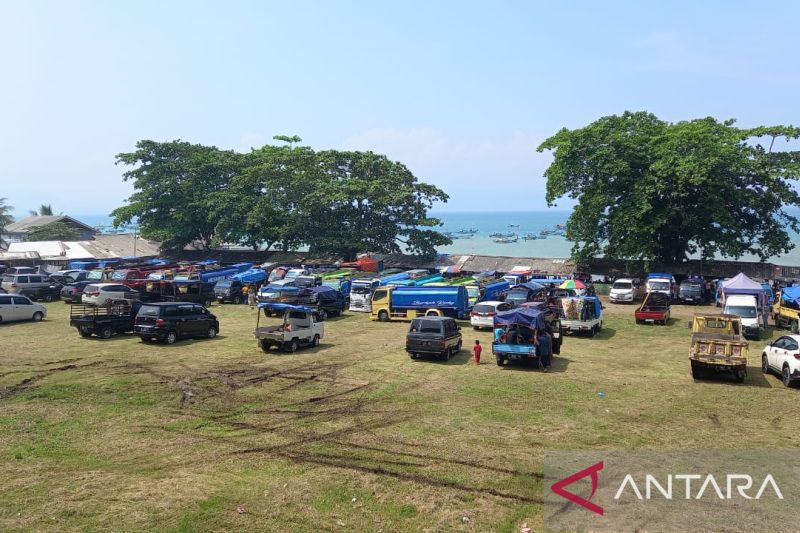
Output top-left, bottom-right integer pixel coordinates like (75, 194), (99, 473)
(256, 302), (315, 313)
(494, 306), (546, 330)
(781, 286), (800, 304)
(647, 272), (674, 280)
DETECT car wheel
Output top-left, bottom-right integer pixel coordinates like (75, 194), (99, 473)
(100, 326), (114, 339)
(44, 294), (54, 302)
(496, 356), (505, 366)
(456, 340), (462, 353)
(259, 339), (271, 352)
(165, 330), (178, 345)
(792, 320), (798, 334)
(473, 326), (479, 330)
(233, 296), (242, 305)
(32, 311), (44, 322)
(733, 370), (745, 383)
(441, 349), (450, 361)
(319, 310), (327, 321)
(426, 311), (438, 317)
(79, 327), (92, 338)
(207, 326), (217, 339)
(287, 340), (299, 353)
(203, 299), (212, 308)
(312, 334), (320, 347)
(378, 310), (389, 322)
(762, 354), (770, 375)
(409, 353), (417, 359)
(691, 361), (702, 379)
(782, 365), (792, 387)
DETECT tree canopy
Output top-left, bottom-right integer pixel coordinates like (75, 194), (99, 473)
(112, 138), (450, 259)
(538, 111), (800, 264)
(26, 222), (79, 241)
(0, 198), (13, 248)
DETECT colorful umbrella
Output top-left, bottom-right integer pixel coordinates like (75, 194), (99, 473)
(559, 279), (586, 290)
(440, 265), (461, 274)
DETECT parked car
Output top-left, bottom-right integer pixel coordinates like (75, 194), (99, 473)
(0, 294), (47, 323)
(405, 316), (463, 361)
(134, 302), (219, 344)
(678, 279), (706, 304)
(470, 300), (513, 330)
(689, 314), (748, 382)
(762, 335), (800, 387)
(214, 279), (246, 304)
(5, 266), (38, 275)
(82, 283), (139, 306)
(1, 273), (54, 300)
(70, 300), (142, 339)
(609, 278), (640, 304)
(635, 292), (671, 325)
(61, 281), (93, 303)
(254, 302), (324, 352)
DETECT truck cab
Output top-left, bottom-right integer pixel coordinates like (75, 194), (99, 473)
(723, 294), (763, 339)
(646, 275), (675, 300)
(349, 278), (380, 312)
(254, 303), (324, 353)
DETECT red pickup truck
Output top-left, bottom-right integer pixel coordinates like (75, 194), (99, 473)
(635, 292), (671, 325)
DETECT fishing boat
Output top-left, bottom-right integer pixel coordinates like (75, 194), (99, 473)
(539, 229), (552, 236)
(454, 228), (478, 234)
(508, 224), (520, 228)
(493, 235), (519, 244)
(555, 223), (566, 230)
(522, 233), (540, 240)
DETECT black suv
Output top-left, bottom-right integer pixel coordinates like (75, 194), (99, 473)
(214, 279), (246, 304)
(405, 316), (463, 361)
(61, 281), (93, 303)
(134, 302), (219, 344)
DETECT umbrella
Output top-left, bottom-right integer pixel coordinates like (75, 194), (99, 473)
(440, 265), (461, 274)
(559, 279), (586, 290)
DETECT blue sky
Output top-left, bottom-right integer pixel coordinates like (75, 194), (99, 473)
(1, 0), (799, 217)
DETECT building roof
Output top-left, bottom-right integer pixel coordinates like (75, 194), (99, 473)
(7, 234), (161, 260)
(4, 215), (97, 234)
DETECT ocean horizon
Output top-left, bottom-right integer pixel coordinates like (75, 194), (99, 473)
(70, 210), (800, 266)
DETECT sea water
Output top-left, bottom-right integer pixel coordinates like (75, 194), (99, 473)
(75, 211), (800, 266)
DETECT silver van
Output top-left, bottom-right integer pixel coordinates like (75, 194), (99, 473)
(1, 274), (53, 298)
(0, 294), (47, 323)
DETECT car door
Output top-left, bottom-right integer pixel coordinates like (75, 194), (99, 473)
(0, 294), (17, 321)
(178, 304), (199, 336)
(782, 338), (799, 369)
(769, 337), (788, 369)
(11, 296), (34, 320)
(194, 305), (211, 332)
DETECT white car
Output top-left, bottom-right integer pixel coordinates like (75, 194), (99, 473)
(609, 278), (640, 303)
(470, 300), (513, 330)
(762, 335), (800, 387)
(0, 294), (47, 323)
(81, 283), (139, 306)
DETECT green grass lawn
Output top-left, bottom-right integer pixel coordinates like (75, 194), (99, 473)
(1, 299), (798, 531)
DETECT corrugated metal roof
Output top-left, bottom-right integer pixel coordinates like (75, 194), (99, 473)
(4, 215), (97, 233)
(8, 241), (94, 259)
(6, 234), (161, 260)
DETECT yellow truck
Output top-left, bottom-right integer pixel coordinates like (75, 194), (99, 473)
(689, 314), (748, 382)
(771, 290), (800, 332)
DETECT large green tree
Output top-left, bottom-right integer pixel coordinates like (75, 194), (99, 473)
(537, 111), (800, 264)
(26, 222), (79, 241)
(0, 198), (13, 248)
(112, 140), (241, 251)
(113, 138), (451, 258)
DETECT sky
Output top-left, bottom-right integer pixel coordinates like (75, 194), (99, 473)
(1, 0), (799, 218)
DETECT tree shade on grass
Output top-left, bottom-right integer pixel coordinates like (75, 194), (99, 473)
(538, 111), (800, 265)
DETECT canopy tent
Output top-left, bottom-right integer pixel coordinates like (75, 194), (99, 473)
(515, 281), (544, 291)
(721, 273), (764, 295)
(439, 265), (461, 274)
(494, 306), (546, 330)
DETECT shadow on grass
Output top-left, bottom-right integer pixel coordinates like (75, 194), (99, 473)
(138, 335), (229, 348)
(409, 350), (471, 365)
(595, 327), (616, 339)
(499, 355), (570, 373)
(692, 365), (773, 388)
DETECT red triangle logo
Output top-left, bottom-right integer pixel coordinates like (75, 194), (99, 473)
(550, 461), (604, 515)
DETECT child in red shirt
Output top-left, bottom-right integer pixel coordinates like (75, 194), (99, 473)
(473, 340), (482, 365)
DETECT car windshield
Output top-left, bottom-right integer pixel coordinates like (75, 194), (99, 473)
(472, 304), (495, 314)
(648, 281), (670, 291)
(352, 286), (370, 294)
(612, 282), (632, 290)
(215, 280), (232, 288)
(726, 305), (757, 318)
(410, 319), (442, 334)
(138, 305), (161, 317)
(681, 283), (701, 292)
(505, 290), (528, 302)
(467, 287), (480, 298)
(88, 271), (103, 280)
(111, 271), (127, 280)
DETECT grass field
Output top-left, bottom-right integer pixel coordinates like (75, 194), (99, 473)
(1, 298), (798, 532)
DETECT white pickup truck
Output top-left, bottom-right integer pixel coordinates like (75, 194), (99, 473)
(254, 303), (324, 352)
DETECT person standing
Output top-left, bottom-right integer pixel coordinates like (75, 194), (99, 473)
(473, 340), (482, 365)
(248, 284), (257, 308)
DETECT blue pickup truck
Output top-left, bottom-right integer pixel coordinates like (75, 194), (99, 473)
(492, 306), (555, 368)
